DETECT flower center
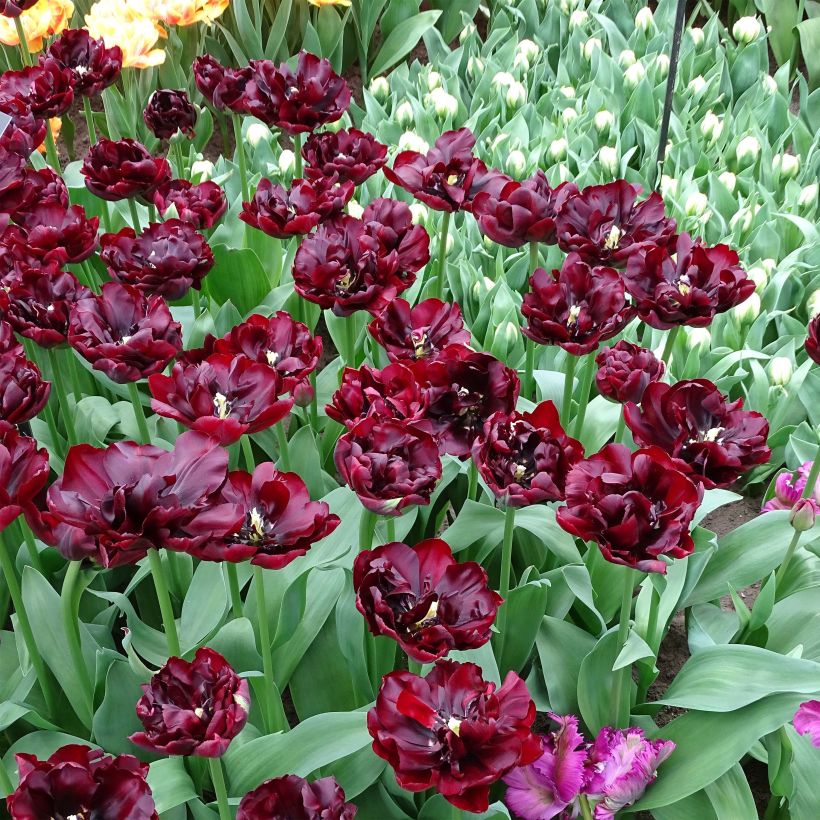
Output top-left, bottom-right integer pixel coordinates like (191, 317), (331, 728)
(338, 271), (353, 290)
(411, 330), (428, 358)
(677, 273), (691, 296)
(248, 507), (266, 543)
(702, 426), (724, 442)
(567, 304), (581, 326)
(213, 392), (231, 419)
(120, 335), (132, 344)
(604, 225), (622, 250)
(75, 65), (89, 76)
(446, 174), (459, 184)
(265, 349), (279, 365)
(447, 716), (463, 736)
(194, 707), (205, 719)
(412, 599), (439, 630)
(513, 463), (527, 480)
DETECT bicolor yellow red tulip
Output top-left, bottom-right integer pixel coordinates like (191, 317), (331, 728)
(85, 0), (166, 69)
(0, 0), (73, 53)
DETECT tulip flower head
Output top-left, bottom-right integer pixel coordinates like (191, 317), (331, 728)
(237, 775), (357, 820)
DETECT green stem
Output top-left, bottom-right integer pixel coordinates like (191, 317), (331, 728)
(226, 563), (243, 618)
(611, 571), (634, 728)
(47, 348), (76, 447)
(253, 564), (285, 733)
(497, 505), (516, 658)
(293, 132), (303, 179)
(560, 354), (578, 428)
(467, 460), (479, 502)
(614, 413), (626, 445)
(345, 315), (358, 366)
(208, 757), (232, 820)
(82, 96), (97, 144)
(661, 325), (680, 366)
(241, 434), (256, 472)
(18, 521), (43, 574)
(173, 138), (187, 179)
(65, 347), (84, 404)
(274, 423), (291, 471)
(41, 399), (63, 458)
(13, 16), (32, 66)
(571, 355), (595, 440)
(61, 561), (93, 698)
(100, 203), (113, 234)
(309, 371), (318, 428)
(433, 211), (452, 300)
(579, 795), (595, 820)
(231, 114), (250, 203)
(127, 382), (151, 445)
(147, 548), (180, 656)
(359, 508), (378, 551)
(190, 287), (201, 318)
(523, 339), (536, 401)
(44, 126), (61, 173)
(127, 198), (142, 232)
(386, 517), (396, 543)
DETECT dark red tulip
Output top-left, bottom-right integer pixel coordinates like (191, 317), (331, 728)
(411, 345), (520, 458)
(7, 745), (158, 820)
(334, 416), (442, 516)
(302, 128), (387, 185)
(623, 233), (756, 329)
(0, 223), (67, 269)
(193, 55), (253, 113)
(473, 401), (583, 507)
(100, 220), (214, 301)
(383, 127), (479, 213)
(0, 167), (68, 221)
(595, 340), (665, 405)
(148, 354), (293, 446)
(0, 96), (46, 158)
(0, 354), (50, 425)
(130, 648), (249, 758)
(557, 444), (703, 573)
(0, 0), (39, 17)
(368, 660), (540, 812)
(0, 319), (23, 357)
(151, 179), (227, 229)
(237, 775), (357, 820)
(68, 283), (183, 384)
(361, 197), (431, 274)
(623, 379), (771, 489)
(354, 539), (502, 663)
(190, 463), (339, 568)
(0, 148), (27, 207)
(462, 160), (512, 213)
(0, 59), (74, 118)
(44, 431), (243, 567)
(472, 172), (577, 247)
(240, 177), (354, 239)
(368, 298), (470, 362)
(0, 422), (49, 532)
(555, 180), (677, 267)
(521, 253), (632, 356)
(0, 270), (91, 348)
(807, 316), (820, 366)
(193, 55), (227, 107)
(326, 362), (428, 428)
(15, 203), (100, 265)
(143, 88), (198, 140)
(44, 28), (123, 96)
(82, 138), (172, 202)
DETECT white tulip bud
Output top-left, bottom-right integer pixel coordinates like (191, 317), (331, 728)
(689, 27), (704, 47)
(799, 183), (819, 210)
(688, 75), (707, 94)
(246, 123), (272, 148)
(761, 258), (777, 275)
(277, 149), (295, 175)
(768, 356), (792, 386)
(807, 289), (820, 318)
(735, 135), (761, 165)
(445, 233), (454, 254)
(570, 10), (590, 29)
(618, 49), (637, 68)
(582, 37), (602, 61)
(459, 23), (476, 43)
(733, 16), (763, 45)
(490, 133), (509, 151)
(685, 191), (709, 218)
(762, 74), (778, 95)
(733, 292), (761, 324)
(687, 327), (712, 350)
(773, 153), (800, 179)
(555, 163), (572, 182)
(517, 38), (540, 61)
(482, 233), (496, 251)
(730, 206), (754, 233)
(472, 276), (495, 299)
(700, 110), (723, 143)
(562, 107), (579, 124)
(655, 53), (670, 79)
(746, 265), (768, 291)
(409, 202), (428, 226)
(190, 159), (214, 181)
(369, 76), (389, 103)
(506, 149), (527, 177)
(493, 71), (515, 89)
(426, 70), (443, 91)
(506, 81), (527, 109)
(398, 131), (429, 154)
(659, 174), (678, 199)
(346, 199), (364, 220)
(467, 56), (485, 81)
(719, 171), (737, 192)
(430, 88), (458, 119)
(635, 7), (654, 32)
(502, 320), (519, 345)
(549, 137), (568, 161)
(513, 52), (530, 71)
(395, 101), (414, 128)
(559, 85), (576, 98)
(594, 109), (615, 134)
(624, 62), (647, 89)
(559, 0), (581, 12)
(599, 146), (619, 175)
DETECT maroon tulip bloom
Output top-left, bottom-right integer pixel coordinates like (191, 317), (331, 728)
(555, 180), (677, 267)
(0, 96), (46, 158)
(383, 127), (479, 212)
(0, 167), (67, 221)
(15, 203), (100, 265)
(368, 660), (540, 812)
(237, 775), (357, 820)
(0, 59), (74, 118)
(151, 179), (227, 229)
(522, 254), (632, 355)
(0, 422), (49, 532)
(361, 197), (431, 273)
(412, 345), (520, 458)
(354, 539), (502, 663)
(82, 138), (172, 202)
(149, 355), (293, 446)
(193, 55), (227, 107)
(624, 379), (771, 489)
(368, 298), (469, 362)
(472, 172), (577, 247)
(144, 88), (198, 140)
(7, 745), (158, 820)
(193, 55), (253, 113)
(0, 319), (22, 356)
(595, 340), (666, 405)
(807, 315), (820, 366)
(0, 270), (91, 348)
(334, 416), (442, 516)
(462, 160), (512, 213)
(131, 648), (250, 757)
(191, 463), (339, 567)
(240, 177), (354, 239)
(623, 233), (755, 329)
(44, 28), (123, 96)
(100, 220), (214, 301)
(0, 0), (39, 17)
(68, 283), (183, 384)
(473, 401), (583, 507)
(302, 128), (387, 185)
(0, 354), (50, 425)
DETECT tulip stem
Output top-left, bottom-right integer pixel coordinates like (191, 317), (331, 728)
(467, 460), (479, 503)
(61, 561), (94, 700)
(147, 548), (181, 657)
(611, 571), (634, 728)
(345, 315), (358, 366)
(293, 132), (303, 179)
(309, 371), (318, 428)
(82, 96), (97, 144)
(65, 347), (84, 405)
(432, 211), (451, 300)
(253, 564), (286, 734)
(579, 795), (595, 820)
(560, 355), (577, 428)
(127, 198), (142, 232)
(497, 505), (516, 659)
(19, 521), (43, 575)
(44, 126), (61, 173)
(274, 423), (291, 472)
(241, 434), (256, 472)
(231, 114), (250, 203)
(208, 757), (232, 820)
(190, 288), (201, 318)
(127, 383), (151, 445)
(386, 517), (396, 543)
(13, 16), (32, 66)
(359, 509), (378, 551)
(47, 348), (77, 447)
(225, 563), (243, 618)
(660, 326), (680, 366)
(614, 413), (626, 445)
(571, 355), (595, 440)
(173, 138), (187, 179)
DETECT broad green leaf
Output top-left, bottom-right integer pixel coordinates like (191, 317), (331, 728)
(146, 757), (198, 814)
(577, 631), (622, 734)
(536, 616), (596, 716)
(703, 762), (758, 819)
(798, 18), (820, 89)
(369, 11), (441, 78)
(787, 725), (820, 819)
(92, 661), (147, 756)
(179, 561), (228, 652)
(207, 245), (271, 315)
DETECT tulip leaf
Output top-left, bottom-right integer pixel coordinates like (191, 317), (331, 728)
(179, 561), (229, 653)
(497, 579), (550, 675)
(369, 11), (441, 79)
(91, 660), (147, 756)
(536, 616), (597, 717)
(703, 762), (758, 819)
(577, 630), (624, 735)
(613, 630), (655, 670)
(146, 757), (198, 814)
(787, 725), (820, 819)
(207, 245), (271, 316)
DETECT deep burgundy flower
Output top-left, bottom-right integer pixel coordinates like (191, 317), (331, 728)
(82, 138), (172, 202)
(354, 539), (501, 662)
(0, 60), (74, 118)
(623, 233), (755, 329)
(557, 443), (703, 573)
(383, 128), (479, 213)
(0, 148), (27, 207)
(361, 197), (431, 274)
(0, 97), (46, 158)
(100, 220), (214, 301)
(0, 270), (91, 348)
(15, 203), (100, 265)
(807, 315), (820, 366)
(595, 341), (665, 405)
(334, 416), (442, 516)
(0, 319), (22, 356)
(44, 28), (123, 96)
(555, 180), (677, 267)
(151, 179), (227, 229)
(148, 355), (293, 446)
(521, 254), (632, 356)
(190, 463), (339, 567)
(7, 745), (158, 820)
(240, 177), (354, 239)
(130, 647), (249, 757)
(237, 775), (357, 820)
(623, 379), (771, 489)
(462, 160), (512, 213)
(368, 660), (540, 812)
(144, 88), (198, 140)
(0, 167), (67, 221)
(368, 298), (469, 361)
(0, 421), (49, 532)
(411, 345), (520, 458)
(473, 401), (583, 507)
(0, 0), (39, 18)
(193, 56), (253, 113)
(193, 55), (227, 107)
(292, 215), (415, 317)
(472, 172), (577, 247)
(44, 431), (243, 566)
(0, 354), (50, 425)
(68, 283), (183, 384)
(302, 128), (387, 185)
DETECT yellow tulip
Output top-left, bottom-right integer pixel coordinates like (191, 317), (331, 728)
(85, 0), (166, 69)
(0, 0), (73, 53)
(142, 0), (230, 26)
(307, 0), (352, 6)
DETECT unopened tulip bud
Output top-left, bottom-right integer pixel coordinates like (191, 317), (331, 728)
(719, 171), (737, 192)
(635, 6), (654, 32)
(459, 23), (476, 43)
(396, 101), (414, 128)
(762, 74), (778, 95)
(733, 16), (763, 44)
(506, 81), (527, 109)
(799, 183), (819, 210)
(493, 71), (515, 89)
(790, 498), (816, 532)
(730, 206), (755, 233)
(659, 174), (678, 199)
(559, 0), (581, 11)
(472, 277), (495, 299)
(369, 76), (389, 103)
(190, 159), (214, 181)
(562, 107), (579, 124)
(774, 153), (800, 179)
(736, 135), (761, 165)
(549, 138), (568, 161)
(246, 123), (272, 148)
(292, 379), (314, 408)
(618, 49), (637, 68)
(599, 146), (619, 175)
(506, 149), (527, 177)
(594, 109), (615, 134)
(426, 71), (442, 91)
(559, 85), (576, 99)
(467, 56), (485, 81)
(685, 191), (709, 218)
(701, 110), (723, 143)
(761, 258), (776, 275)
(517, 38), (540, 61)
(655, 54), (670, 79)
(747, 265), (768, 291)
(277, 149), (295, 175)
(482, 233), (496, 251)
(688, 75), (706, 94)
(513, 53), (530, 71)
(409, 202), (428, 226)
(687, 327), (712, 350)
(445, 233), (454, 254)
(624, 62), (647, 89)
(769, 356), (793, 386)
(570, 10), (590, 29)
(733, 292), (761, 323)
(398, 131), (428, 154)
(582, 37), (602, 60)
(807, 289), (820, 319)
(430, 88), (458, 119)
(689, 27), (704, 47)
(347, 199), (364, 220)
